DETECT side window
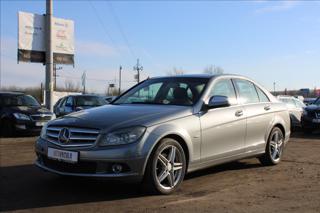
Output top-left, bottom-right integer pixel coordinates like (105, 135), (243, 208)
(66, 97), (73, 106)
(234, 79), (259, 104)
(255, 86), (270, 102)
(59, 98), (67, 107)
(210, 79), (237, 105)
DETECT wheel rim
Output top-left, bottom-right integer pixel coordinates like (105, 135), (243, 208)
(155, 145), (184, 190)
(269, 130), (283, 162)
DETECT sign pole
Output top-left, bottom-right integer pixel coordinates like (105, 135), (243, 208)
(45, 0), (54, 111)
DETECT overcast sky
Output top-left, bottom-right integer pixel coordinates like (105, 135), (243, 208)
(1, 0), (320, 93)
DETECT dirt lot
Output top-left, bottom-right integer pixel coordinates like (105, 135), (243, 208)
(1, 132), (320, 213)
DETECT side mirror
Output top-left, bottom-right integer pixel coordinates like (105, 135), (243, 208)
(207, 95), (230, 108)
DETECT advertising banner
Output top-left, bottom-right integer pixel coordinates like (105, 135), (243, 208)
(18, 11), (74, 65)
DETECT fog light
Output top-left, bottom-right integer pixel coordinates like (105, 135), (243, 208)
(15, 124), (26, 130)
(112, 164), (123, 174)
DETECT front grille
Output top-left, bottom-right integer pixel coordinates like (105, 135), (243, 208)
(46, 126), (99, 147)
(41, 155), (97, 174)
(31, 114), (52, 121)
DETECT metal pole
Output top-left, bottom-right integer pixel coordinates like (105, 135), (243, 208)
(53, 63), (56, 90)
(119, 65), (122, 95)
(273, 82), (276, 94)
(45, 0), (54, 111)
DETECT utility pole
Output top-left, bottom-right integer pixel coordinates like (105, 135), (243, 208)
(45, 0), (53, 111)
(133, 59), (143, 83)
(273, 82), (276, 95)
(119, 65), (122, 95)
(53, 64), (62, 90)
(82, 71), (86, 94)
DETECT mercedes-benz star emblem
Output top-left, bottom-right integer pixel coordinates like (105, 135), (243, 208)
(58, 128), (70, 144)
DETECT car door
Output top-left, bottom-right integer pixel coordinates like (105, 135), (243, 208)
(233, 79), (274, 153)
(200, 78), (246, 162)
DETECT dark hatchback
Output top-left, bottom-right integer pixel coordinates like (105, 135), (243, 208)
(0, 92), (54, 136)
(302, 97), (320, 133)
(53, 95), (107, 117)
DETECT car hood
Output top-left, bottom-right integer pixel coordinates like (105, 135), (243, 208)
(49, 104), (193, 131)
(10, 106), (52, 115)
(305, 104), (320, 111)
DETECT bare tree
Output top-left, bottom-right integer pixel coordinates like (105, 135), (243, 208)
(63, 80), (81, 92)
(167, 67), (186, 76)
(204, 65), (224, 75)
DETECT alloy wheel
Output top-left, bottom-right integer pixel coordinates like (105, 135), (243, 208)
(155, 145), (184, 190)
(269, 130), (283, 162)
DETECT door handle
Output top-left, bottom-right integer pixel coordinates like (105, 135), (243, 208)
(264, 105), (271, 111)
(235, 110), (243, 117)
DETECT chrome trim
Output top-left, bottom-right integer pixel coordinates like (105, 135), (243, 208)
(46, 126), (100, 147)
(35, 161), (139, 178)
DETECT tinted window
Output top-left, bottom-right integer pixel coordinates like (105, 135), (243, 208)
(1, 95), (40, 107)
(255, 86), (270, 102)
(66, 97), (73, 106)
(75, 96), (105, 106)
(234, 79), (259, 104)
(210, 79), (237, 105)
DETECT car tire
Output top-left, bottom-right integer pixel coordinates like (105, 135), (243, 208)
(143, 138), (186, 195)
(259, 127), (284, 166)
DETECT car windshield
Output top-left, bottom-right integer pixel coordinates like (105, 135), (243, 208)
(113, 77), (209, 106)
(1, 95), (40, 107)
(75, 96), (105, 107)
(313, 97), (320, 105)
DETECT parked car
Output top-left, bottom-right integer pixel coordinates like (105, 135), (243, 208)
(301, 97), (320, 133)
(35, 74), (290, 194)
(278, 95), (305, 129)
(303, 97), (317, 106)
(53, 95), (107, 117)
(0, 92), (54, 136)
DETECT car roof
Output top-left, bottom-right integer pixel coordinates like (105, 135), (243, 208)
(149, 74), (248, 80)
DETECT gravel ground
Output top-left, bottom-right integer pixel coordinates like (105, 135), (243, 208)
(1, 132), (320, 213)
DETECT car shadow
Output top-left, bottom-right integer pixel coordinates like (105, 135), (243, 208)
(185, 160), (262, 180)
(0, 160), (262, 211)
(290, 131), (320, 140)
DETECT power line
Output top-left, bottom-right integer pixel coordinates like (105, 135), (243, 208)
(107, 2), (136, 60)
(88, 0), (119, 53)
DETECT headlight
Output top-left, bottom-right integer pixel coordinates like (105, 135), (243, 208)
(40, 123), (48, 139)
(99, 126), (146, 146)
(13, 113), (30, 121)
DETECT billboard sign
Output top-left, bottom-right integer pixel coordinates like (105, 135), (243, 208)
(18, 11), (74, 65)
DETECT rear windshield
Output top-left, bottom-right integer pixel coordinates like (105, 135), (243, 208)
(0, 95), (40, 107)
(75, 96), (105, 107)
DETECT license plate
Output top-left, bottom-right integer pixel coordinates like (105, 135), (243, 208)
(312, 119), (320, 123)
(36, 122), (46, 126)
(47, 147), (78, 163)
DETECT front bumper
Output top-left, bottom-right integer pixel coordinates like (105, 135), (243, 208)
(35, 137), (147, 181)
(14, 119), (49, 133)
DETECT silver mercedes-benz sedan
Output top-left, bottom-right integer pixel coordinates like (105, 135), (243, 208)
(35, 74), (290, 194)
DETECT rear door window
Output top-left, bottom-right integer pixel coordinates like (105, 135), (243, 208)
(234, 79), (259, 104)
